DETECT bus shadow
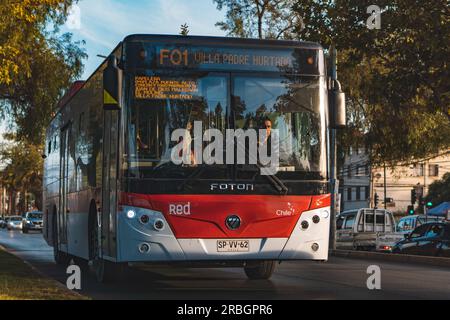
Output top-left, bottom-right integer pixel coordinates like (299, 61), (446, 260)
(81, 265), (278, 300)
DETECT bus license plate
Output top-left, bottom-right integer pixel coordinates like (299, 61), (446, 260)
(217, 240), (250, 252)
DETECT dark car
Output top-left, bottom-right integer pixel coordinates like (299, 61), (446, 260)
(1, 217), (10, 229)
(392, 222), (450, 257)
(22, 211), (43, 233)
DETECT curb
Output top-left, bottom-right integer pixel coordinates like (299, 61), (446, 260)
(331, 249), (450, 268)
(0, 244), (88, 300)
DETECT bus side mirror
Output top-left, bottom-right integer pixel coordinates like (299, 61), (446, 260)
(103, 55), (122, 110)
(329, 80), (347, 129)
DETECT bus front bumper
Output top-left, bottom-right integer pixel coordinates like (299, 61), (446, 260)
(117, 206), (330, 263)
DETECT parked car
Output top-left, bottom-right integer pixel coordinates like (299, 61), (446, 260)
(336, 208), (396, 251)
(1, 217), (10, 229)
(376, 215), (444, 252)
(22, 211), (43, 234)
(7, 216), (23, 231)
(392, 222), (450, 257)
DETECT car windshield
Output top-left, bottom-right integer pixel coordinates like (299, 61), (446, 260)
(125, 72), (326, 181)
(28, 213), (42, 219)
(11, 217), (22, 221)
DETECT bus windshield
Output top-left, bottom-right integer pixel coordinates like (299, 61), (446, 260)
(125, 72), (325, 181)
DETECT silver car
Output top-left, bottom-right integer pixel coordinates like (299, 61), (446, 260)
(22, 211), (43, 233)
(7, 216), (23, 231)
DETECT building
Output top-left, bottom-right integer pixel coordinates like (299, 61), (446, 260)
(372, 151), (450, 214)
(340, 149), (450, 214)
(339, 146), (371, 212)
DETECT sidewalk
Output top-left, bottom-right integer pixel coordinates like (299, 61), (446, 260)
(0, 247), (87, 300)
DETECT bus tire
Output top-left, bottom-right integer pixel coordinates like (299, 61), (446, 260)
(244, 261), (276, 280)
(94, 260), (127, 283)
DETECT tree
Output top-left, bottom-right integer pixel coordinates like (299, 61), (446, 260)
(0, 1), (86, 213)
(213, 0), (450, 166)
(213, 0), (302, 39)
(0, 0), (86, 143)
(426, 173), (450, 208)
(293, 0), (450, 166)
(0, 138), (44, 212)
(180, 23), (190, 36)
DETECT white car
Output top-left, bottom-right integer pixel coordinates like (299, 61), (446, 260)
(7, 216), (23, 231)
(336, 208), (396, 251)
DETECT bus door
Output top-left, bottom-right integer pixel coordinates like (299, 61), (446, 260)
(101, 110), (119, 259)
(59, 124), (70, 251)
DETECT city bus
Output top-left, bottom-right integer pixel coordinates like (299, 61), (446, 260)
(43, 35), (346, 282)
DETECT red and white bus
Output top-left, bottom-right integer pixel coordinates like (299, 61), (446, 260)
(43, 35), (345, 282)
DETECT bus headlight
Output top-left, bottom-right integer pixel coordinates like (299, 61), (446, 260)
(126, 210), (136, 219)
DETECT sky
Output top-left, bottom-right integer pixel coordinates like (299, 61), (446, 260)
(0, 0), (226, 140)
(62, 0), (226, 79)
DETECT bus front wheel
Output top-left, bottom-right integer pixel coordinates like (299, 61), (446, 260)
(244, 261), (276, 280)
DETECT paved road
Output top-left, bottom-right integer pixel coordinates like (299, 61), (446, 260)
(0, 228), (449, 300)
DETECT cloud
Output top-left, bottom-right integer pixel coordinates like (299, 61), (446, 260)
(62, 0), (226, 79)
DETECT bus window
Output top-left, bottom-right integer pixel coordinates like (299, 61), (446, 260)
(233, 76), (323, 177)
(127, 73), (228, 179)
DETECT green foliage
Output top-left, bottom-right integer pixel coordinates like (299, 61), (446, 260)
(426, 173), (450, 207)
(295, 0), (450, 165)
(0, 0), (87, 144)
(0, 139), (44, 210)
(180, 23), (190, 36)
(0, 0), (87, 212)
(213, 0), (302, 39)
(214, 0), (450, 165)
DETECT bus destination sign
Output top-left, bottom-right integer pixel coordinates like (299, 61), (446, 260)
(150, 45), (319, 73)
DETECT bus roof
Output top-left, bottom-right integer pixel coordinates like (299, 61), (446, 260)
(122, 34), (324, 51)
